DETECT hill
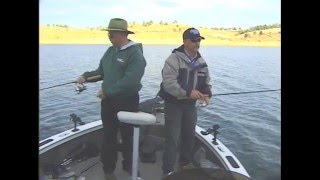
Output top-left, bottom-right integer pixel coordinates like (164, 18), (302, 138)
(40, 23), (280, 47)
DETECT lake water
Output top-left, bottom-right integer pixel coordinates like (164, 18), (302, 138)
(39, 44), (281, 180)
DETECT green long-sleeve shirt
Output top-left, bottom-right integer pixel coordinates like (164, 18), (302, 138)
(82, 41), (146, 98)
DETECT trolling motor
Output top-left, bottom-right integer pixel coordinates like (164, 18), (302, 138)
(70, 113), (85, 132)
(200, 124), (220, 145)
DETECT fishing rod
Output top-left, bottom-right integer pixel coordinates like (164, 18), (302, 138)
(195, 89), (280, 107)
(40, 81), (75, 91)
(212, 89), (280, 96)
(40, 75), (102, 91)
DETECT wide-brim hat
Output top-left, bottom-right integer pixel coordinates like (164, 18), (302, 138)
(105, 18), (134, 34)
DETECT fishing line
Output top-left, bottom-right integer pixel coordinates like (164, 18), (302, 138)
(40, 81), (76, 91)
(40, 75), (102, 91)
(212, 89), (280, 96)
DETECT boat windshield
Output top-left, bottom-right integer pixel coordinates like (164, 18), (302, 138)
(162, 168), (251, 180)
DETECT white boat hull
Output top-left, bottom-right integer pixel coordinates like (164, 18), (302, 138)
(40, 117), (250, 179)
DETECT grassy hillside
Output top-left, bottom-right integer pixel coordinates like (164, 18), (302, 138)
(40, 23), (280, 47)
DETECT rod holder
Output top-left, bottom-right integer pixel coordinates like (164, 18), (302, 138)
(70, 113), (85, 132)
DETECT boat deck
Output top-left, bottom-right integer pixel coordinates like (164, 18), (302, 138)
(66, 151), (170, 180)
(40, 112), (250, 180)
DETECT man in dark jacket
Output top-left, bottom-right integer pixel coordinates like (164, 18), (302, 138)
(159, 27), (212, 176)
(76, 18), (146, 180)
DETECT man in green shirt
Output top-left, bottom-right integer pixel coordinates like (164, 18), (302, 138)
(76, 18), (146, 180)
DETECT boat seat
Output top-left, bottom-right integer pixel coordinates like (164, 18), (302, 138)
(117, 111), (156, 125)
(117, 111), (156, 179)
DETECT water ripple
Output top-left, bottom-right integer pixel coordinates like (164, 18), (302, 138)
(40, 45), (280, 180)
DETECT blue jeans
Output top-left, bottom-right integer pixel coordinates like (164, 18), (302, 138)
(162, 101), (197, 174)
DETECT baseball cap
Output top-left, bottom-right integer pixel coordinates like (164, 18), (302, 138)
(183, 28), (205, 40)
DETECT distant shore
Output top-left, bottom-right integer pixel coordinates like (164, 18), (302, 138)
(40, 41), (280, 47)
(40, 25), (281, 47)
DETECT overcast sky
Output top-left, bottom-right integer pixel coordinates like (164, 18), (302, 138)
(39, 0), (280, 29)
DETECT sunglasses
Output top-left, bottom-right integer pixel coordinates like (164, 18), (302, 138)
(108, 31), (121, 38)
(191, 38), (201, 43)
(108, 32), (115, 39)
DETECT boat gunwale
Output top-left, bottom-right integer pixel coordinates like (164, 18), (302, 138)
(39, 119), (250, 178)
(195, 126), (250, 178)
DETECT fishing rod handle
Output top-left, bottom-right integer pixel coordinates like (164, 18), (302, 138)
(85, 75), (103, 82)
